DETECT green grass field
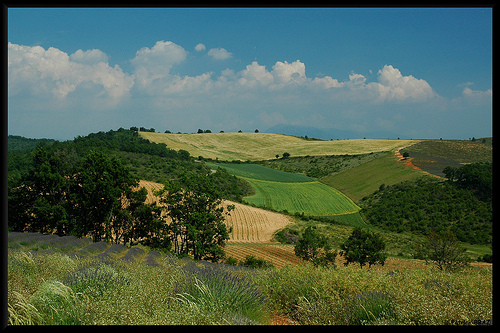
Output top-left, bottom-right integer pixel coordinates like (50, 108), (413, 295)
(243, 179), (361, 216)
(140, 132), (416, 161)
(209, 162), (360, 216)
(321, 151), (425, 202)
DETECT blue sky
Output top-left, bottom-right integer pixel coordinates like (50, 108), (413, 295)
(8, 7), (492, 140)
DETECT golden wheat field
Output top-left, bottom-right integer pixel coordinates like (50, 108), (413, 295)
(224, 201), (293, 243)
(139, 132), (417, 161)
(138, 180), (293, 242)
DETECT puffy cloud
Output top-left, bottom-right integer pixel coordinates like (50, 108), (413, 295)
(462, 87), (492, 99)
(195, 43), (206, 51)
(69, 49), (108, 64)
(8, 42), (133, 102)
(376, 65), (436, 102)
(208, 47), (232, 60)
(310, 76), (344, 89)
(271, 60), (306, 85)
(238, 61), (274, 87)
(131, 40), (187, 75)
(348, 72), (367, 85)
(11, 39), (487, 140)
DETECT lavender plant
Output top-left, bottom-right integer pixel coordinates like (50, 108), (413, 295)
(174, 263), (269, 324)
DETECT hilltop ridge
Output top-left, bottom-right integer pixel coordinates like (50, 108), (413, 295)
(139, 131), (417, 161)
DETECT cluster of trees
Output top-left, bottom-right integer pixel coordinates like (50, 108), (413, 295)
(359, 166), (492, 244)
(294, 226), (387, 269)
(443, 162), (492, 201)
(8, 148), (156, 243)
(8, 129), (253, 202)
(8, 131), (245, 262)
(294, 225), (472, 271)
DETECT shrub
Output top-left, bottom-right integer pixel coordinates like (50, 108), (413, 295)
(343, 291), (397, 324)
(28, 280), (87, 325)
(64, 260), (130, 296)
(174, 264), (269, 324)
(238, 255), (274, 269)
(413, 231), (470, 270)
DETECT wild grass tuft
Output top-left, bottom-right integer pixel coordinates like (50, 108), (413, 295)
(174, 263), (269, 324)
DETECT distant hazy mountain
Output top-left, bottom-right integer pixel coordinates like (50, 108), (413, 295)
(264, 124), (409, 140)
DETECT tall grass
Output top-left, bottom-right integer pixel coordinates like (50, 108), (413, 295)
(250, 262), (492, 325)
(8, 249), (492, 325)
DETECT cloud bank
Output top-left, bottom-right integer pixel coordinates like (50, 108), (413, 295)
(8, 41), (492, 140)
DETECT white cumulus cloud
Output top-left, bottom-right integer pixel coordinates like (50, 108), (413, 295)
(208, 47), (232, 60)
(8, 42), (133, 102)
(271, 60), (307, 85)
(195, 43), (206, 51)
(462, 87), (492, 99)
(376, 65), (436, 102)
(130, 40), (188, 91)
(238, 61), (274, 87)
(69, 49), (108, 64)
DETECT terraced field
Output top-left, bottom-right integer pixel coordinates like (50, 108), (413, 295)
(140, 132), (416, 161)
(225, 243), (302, 268)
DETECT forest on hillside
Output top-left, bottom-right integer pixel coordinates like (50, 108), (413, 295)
(8, 129), (253, 202)
(358, 163), (492, 245)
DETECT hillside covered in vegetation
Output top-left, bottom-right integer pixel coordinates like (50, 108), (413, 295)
(8, 129), (253, 202)
(358, 173), (492, 245)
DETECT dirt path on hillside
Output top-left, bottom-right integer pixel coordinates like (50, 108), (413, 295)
(394, 147), (445, 179)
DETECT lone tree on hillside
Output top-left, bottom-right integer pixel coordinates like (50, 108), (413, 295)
(413, 231), (470, 270)
(294, 226), (337, 267)
(340, 227), (387, 268)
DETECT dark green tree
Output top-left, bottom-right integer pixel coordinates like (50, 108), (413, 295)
(157, 172), (234, 262)
(8, 147), (73, 235)
(69, 151), (139, 242)
(340, 228), (387, 268)
(294, 226), (337, 267)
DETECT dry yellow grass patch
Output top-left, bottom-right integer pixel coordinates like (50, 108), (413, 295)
(139, 132), (417, 161)
(137, 180), (164, 205)
(224, 201), (293, 243)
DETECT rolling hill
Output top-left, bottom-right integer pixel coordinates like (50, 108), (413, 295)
(139, 131), (417, 161)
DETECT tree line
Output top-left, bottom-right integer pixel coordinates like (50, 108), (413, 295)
(7, 130), (247, 262)
(8, 129), (253, 202)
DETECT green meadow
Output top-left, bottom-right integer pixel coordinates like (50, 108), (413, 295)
(208, 162), (360, 217)
(243, 179), (360, 216)
(321, 151), (424, 202)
